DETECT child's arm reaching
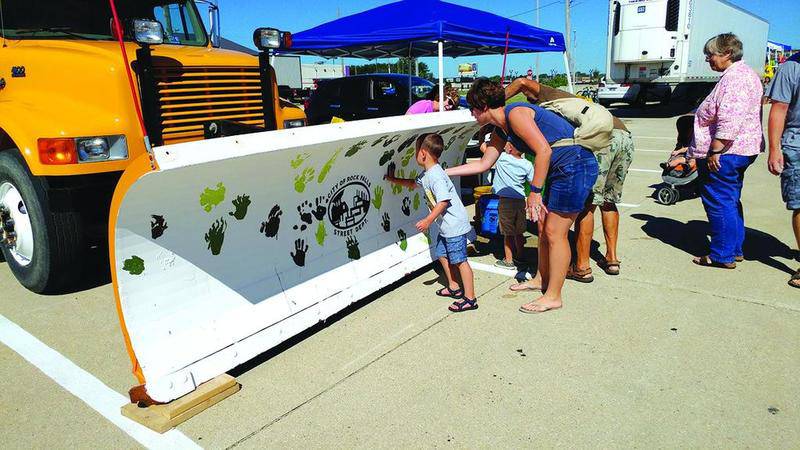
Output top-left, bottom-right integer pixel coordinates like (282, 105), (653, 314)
(384, 162), (418, 190)
(416, 201), (449, 232)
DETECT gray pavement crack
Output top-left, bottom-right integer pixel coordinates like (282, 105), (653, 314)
(225, 275), (508, 449)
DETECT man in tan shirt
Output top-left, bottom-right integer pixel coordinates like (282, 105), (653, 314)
(505, 78), (634, 284)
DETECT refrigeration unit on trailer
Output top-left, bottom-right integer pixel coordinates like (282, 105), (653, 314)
(598, 0), (769, 106)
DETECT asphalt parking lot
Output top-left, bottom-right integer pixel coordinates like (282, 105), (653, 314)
(2, 105), (799, 449)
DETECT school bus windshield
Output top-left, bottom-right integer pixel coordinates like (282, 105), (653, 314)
(1, 0), (208, 46)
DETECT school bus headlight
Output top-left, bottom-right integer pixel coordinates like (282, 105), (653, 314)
(253, 28), (281, 50)
(283, 119), (305, 128)
(76, 135), (128, 163)
(133, 19), (164, 45)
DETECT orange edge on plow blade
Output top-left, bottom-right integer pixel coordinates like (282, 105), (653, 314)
(108, 153), (160, 386)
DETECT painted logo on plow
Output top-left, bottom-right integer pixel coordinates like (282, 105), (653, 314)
(327, 175), (371, 237)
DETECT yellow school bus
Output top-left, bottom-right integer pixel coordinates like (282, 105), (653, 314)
(0, 0), (304, 292)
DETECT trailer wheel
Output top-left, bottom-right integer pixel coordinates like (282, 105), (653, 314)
(0, 150), (84, 293)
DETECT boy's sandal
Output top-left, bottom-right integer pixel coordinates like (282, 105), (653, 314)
(692, 255), (735, 269)
(598, 259), (621, 276)
(436, 287), (463, 298)
(449, 297), (478, 312)
(789, 270), (800, 289)
(566, 266), (594, 283)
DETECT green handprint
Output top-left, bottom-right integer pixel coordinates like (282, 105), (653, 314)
(200, 182), (226, 213)
(407, 170), (418, 191)
(228, 194), (251, 220)
(413, 192), (420, 211)
(294, 167), (315, 193)
(397, 229), (408, 251)
(318, 148), (341, 184)
(204, 218), (227, 256)
(345, 140), (368, 157)
(315, 221), (327, 246)
(372, 186), (384, 210)
(400, 147), (415, 167)
(290, 152), (310, 169)
(122, 256), (145, 275)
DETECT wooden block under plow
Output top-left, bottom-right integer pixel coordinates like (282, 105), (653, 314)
(121, 374), (240, 433)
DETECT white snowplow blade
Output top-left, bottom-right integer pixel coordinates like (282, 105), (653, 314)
(110, 111), (479, 402)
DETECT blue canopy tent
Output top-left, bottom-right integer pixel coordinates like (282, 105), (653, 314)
(280, 0), (569, 109)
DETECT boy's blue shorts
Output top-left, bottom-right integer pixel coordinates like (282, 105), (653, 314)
(434, 232), (469, 265)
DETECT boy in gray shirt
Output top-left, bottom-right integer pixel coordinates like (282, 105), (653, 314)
(386, 133), (477, 311)
(767, 52), (800, 288)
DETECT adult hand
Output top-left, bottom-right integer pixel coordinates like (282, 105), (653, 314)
(768, 151), (784, 176)
(707, 153), (722, 172)
(527, 192), (547, 223)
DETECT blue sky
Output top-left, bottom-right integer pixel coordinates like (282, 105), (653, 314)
(214, 0), (798, 77)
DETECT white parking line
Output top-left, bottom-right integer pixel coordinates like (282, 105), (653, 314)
(629, 168), (662, 173)
(618, 203), (641, 208)
(0, 314), (200, 450)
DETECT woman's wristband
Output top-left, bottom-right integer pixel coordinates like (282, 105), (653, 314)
(530, 185), (543, 194)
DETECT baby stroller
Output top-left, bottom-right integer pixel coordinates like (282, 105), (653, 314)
(656, 153), (698, 205)
(655, 115), (699, 205)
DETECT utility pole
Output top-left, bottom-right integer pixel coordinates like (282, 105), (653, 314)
(565, 0), (572, 82)
(535, 0), (540, 81)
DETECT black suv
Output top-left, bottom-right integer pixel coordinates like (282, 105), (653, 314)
(304, 74), (435, 125)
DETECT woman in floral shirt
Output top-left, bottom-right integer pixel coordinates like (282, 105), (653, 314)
(688, 33), (764, 269)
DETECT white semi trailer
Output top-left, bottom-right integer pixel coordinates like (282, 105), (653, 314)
(597, 0), (769, 106)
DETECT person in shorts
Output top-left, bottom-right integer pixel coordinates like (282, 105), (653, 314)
(767, 52), (800, 288)
(493, 140), (534, 269)
(504, 77), (634, 280)
(386, 133), (478, 312)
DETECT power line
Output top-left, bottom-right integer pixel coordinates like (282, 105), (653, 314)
(508, 0), (563, 19)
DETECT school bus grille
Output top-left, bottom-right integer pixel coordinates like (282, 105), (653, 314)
(154, 66), (265, 144)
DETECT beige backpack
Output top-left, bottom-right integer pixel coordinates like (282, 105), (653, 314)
(539, 97), (614, 153)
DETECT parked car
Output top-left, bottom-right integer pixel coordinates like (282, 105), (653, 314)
(304, 74), (435, 125)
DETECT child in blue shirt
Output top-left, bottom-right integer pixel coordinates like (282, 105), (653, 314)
(493, 141), (534, 269)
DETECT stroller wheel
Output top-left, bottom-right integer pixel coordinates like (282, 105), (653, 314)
(657, 186), (679, 205)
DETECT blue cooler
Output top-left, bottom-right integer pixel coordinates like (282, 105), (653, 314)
(476, 194), (500, 238)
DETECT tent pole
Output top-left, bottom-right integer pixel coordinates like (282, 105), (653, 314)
(408, 43), (413, 109)
(563, 52), (574, 94)
(438, 40), (444, 112)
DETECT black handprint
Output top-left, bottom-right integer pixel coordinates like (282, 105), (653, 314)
(259, 205), (282, 239)
(372, 135), (388, 146)
(297, 201), (313, 225)
(381, 213), (391, 232)
(386, 161), (396, 179)
(151, 215), (168, 240)
(291, 239), (308, 267)
(379, 149), (394, 166)
(383, 134), (401, 147)
(401, 197), (411, 216)
(228, 194), (251, 220)
(346, 236), (361, 260)
(312, 196), (327, 221)
(204, 218), (227, 256)
(396, 134), (418, 154)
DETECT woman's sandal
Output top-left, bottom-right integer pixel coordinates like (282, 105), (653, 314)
(566, 266), (594, 283)
(509, 280), (543, 292)
(789, 270), (800, 289)
(692, 255), (735, 269)
(436, 287), (463, 298)
(598, 259), (621, 276)
(449, 297), (478, 312)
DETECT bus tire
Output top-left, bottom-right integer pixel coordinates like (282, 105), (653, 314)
(0, 149), (84, 294)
